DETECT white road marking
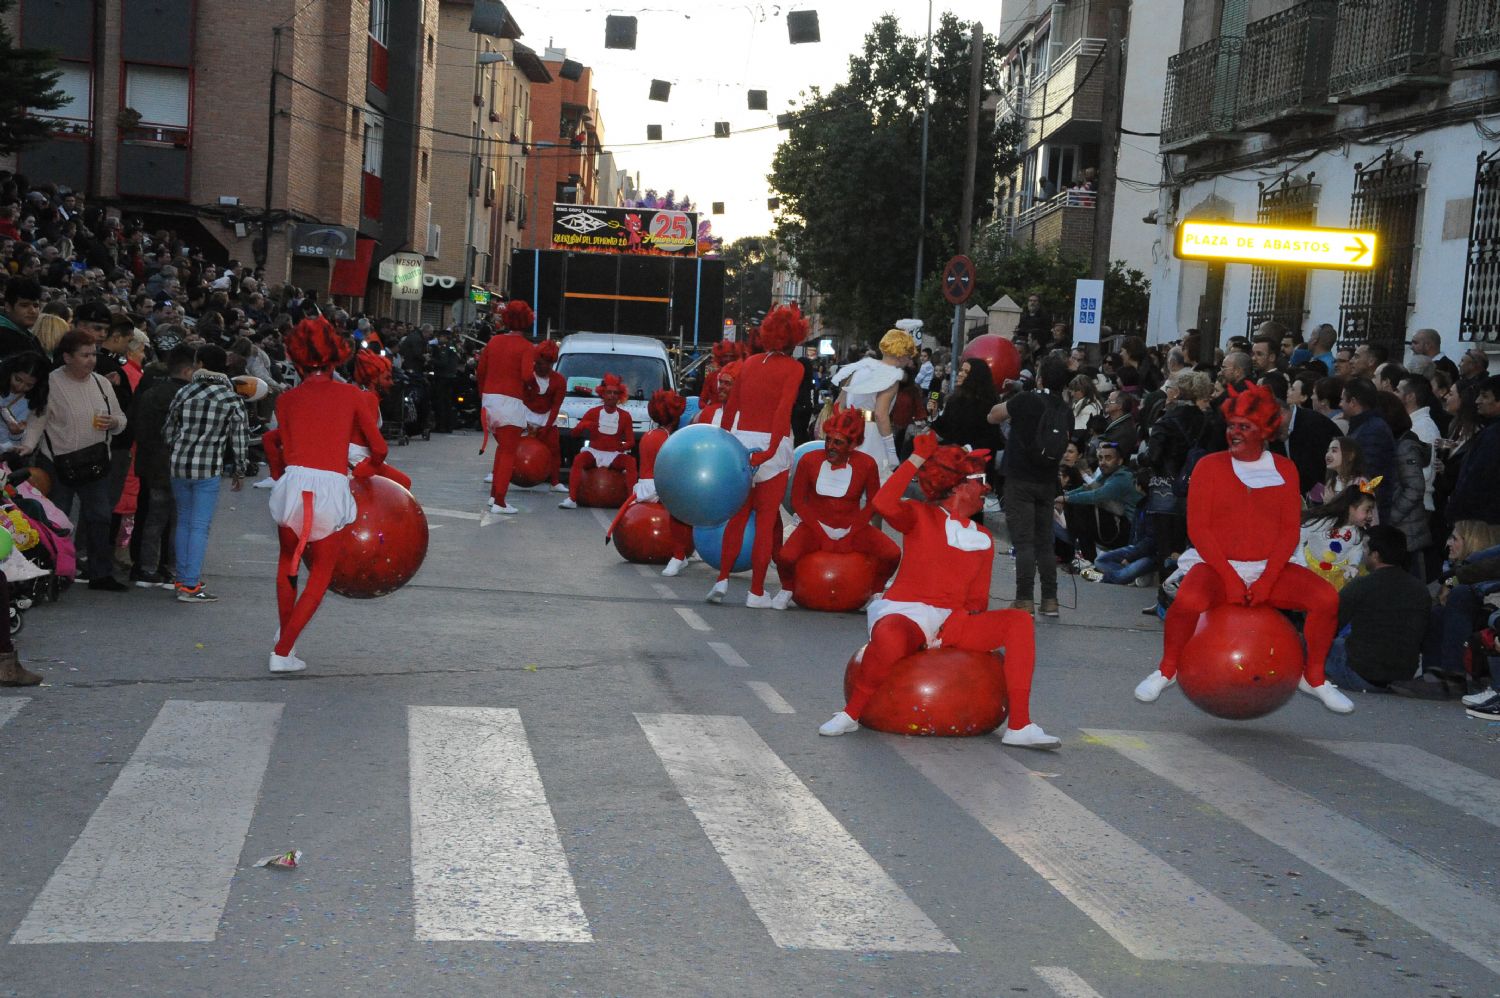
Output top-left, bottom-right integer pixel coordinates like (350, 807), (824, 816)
(894, 739), (1306, 965)
(674, 607), (712, 632)
(634, 564), (658, 578)
(1034, 966), (1106, 998)
(237, 532), (274, 543)
(1089, 729), (1500, 976)
(408, 706), (591, 942)
(708, 642), (751, 669)
(1313, 740), (1500, 830)
(0, 698), (28, 729)
(637, 713), (955, 952)
(651, 583), (677, 600)
(591, 508), (613, 530)
(746, 681), (795, 714)
(425, 507), (484, 522)
(12, 700), (283, 943)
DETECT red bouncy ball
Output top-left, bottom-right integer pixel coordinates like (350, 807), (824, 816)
(961, 334), (1022, 387)
(1177, 604), (1304, 720)
(510, 437), (553, 487)
(329, 476), (430, 599)
(614, 501), (694, 564)
(792, 551), (877, 612)
(843, 645), (1009, 736)
(575, 465), (630, 507)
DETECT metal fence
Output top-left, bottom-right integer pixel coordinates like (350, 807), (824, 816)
(1162, 36), (1243, 150)
(1339, 150), (1427, 350)
(1328, 0), (1448, 99)
(1236, 0), (1337, 129)
(1460, 149), (1500, 344)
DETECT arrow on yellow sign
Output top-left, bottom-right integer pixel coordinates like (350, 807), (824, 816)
(1175, 221), (1378, 271)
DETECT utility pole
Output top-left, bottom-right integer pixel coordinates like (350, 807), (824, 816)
(1090, 0), (1127, 282)
(260, 26), (281, 271)
(912, 0), (933, 317)
(949, 21), (984, 390)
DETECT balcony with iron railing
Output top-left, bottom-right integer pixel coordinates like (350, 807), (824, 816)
(1161, 36), (1244, 153)
(1022, 38), (1106, 148)
(1329, 0), (1448, 103)
(1011, 189), (1096, 259)
(1236, 0), (1338, 131)
(1456, 0), (1500, 69)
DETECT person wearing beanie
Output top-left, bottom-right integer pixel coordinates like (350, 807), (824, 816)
(475, 300), (538, 514)
(830, 327), (918, 481)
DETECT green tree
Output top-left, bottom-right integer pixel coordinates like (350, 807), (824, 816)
(770, 13), (1020, 345)
(0, 0), (65, 157)
(722, 236), (776, 329)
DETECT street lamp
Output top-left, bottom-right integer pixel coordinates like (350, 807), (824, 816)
(458, 50), (509, 332)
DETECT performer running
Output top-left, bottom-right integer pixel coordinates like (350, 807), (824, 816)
(830, 328), (917, 480)
(350, 348), (412, 489)
(819, 432), (1060, 747)
(707, 306), (806, 607)
(477, 300), (537, 514)
(559, 373), (637, 508)
(771, 404), (900, 609)
(521, 339), (567, 492)
(1133, 383), (1351, 713)
(262, 317), (387, 674)
(694, 359), (738, 427)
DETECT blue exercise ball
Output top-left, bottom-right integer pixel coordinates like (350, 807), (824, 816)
(655, 424), (752, 527)
(783, 440), (825, 512)
(693, 513), (757, 574)
(679, 395), (702, 428)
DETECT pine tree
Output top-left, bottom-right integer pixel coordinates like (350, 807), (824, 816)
(0, 0), (65, 157)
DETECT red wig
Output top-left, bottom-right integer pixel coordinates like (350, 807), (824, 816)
(822, 404), (867, 446)
(1223, 382), (1283, 439)
(595, 372), (627, 398)
(917, 445), (991, 499)
(648, 389), (687, 427)
(285, 317), (353, 372)
(353, 349), (393, 392)
(711, 340), (739, 366)
(502, 299), (535, 333)
(717, 360), (743, 387)
(758, 304), (807, 353)
(535, 338), (560, 363)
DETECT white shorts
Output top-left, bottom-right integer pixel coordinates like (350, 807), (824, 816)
(732, 428), (794, 484)
(523, 407), (551, 428)
(866, 599), (952, 646)
(482, 393), (529, 430)
(1172, 548), (1267, 585)
(348, 443), (371, 466)
(634, 478), (659, 503)
(268, 466), (357, 542)
(583, 446), (623, 469)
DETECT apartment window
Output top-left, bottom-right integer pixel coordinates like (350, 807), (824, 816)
(420, 150), (429, 183)
(43, 61), (92, 131)
(361, 111), (384, 177)
(368, 0), (389, 45)
(124, 64), (189, 129)
(1460, 148), (1500, 345)
(426, 34), (434, 64)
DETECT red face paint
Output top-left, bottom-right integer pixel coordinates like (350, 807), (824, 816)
(939, 479), (988, 520)
(1226, 416), (1266, 462)
(824, 432), (854, 467)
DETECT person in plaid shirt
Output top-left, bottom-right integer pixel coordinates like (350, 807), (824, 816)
(164, 343), (248, 603)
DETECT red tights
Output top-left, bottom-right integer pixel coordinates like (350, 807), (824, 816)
(569, 452), (638, 500)
(490, 425), (522, 504)
(774, 523), (901, 593)
(717, 473), (787, 594)
(1159, 563), (1337, 685)
(274, 526), (344, 657)
(844, 609), (1035, 727)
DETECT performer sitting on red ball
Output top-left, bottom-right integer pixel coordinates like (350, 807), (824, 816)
(693, 359), (738, 427)
(262, 317), (388, 675)
(707, 306), (807, 607)
(819, 432), (1060, 747)
(349, 348), (412, 490)
(522, 339), (567, 493)
(477, 300), (537, 515)
(559, 373), (637, 509)
(771, 404), (901, 609)
(1134, 383), (1351, 713)
(640, 390), (694, 576)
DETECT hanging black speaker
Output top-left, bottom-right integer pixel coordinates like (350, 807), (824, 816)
(776, 113), (795, 130)
(767, 197), (781, 210)
(604, 15), (637, 49)
(714, 121), (731, 138)
(712, 202), (725, 215)
(747, 90), (768, 111)
(787, 10), (820, 44)
(649, 79), (671, 102)
(469, 0), (513, 37)
(558, 59), (583, 81)
(647, 124), (663, 141)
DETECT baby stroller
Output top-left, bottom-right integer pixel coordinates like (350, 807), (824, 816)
(0, 466), (75, 636)
(379, 371), (422, 446)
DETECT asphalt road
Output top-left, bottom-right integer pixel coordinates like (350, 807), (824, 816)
(2, 429), (1498, 998)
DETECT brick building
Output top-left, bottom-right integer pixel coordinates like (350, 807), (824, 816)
(519, 47), (604, 251)
(7, 0), (442, 313)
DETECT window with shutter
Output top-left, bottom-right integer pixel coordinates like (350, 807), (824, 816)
(124, 65), (189, 128)
(45, 61), (92, 125)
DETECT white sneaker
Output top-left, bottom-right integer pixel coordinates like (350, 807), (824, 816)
(819, 711), (860, 736)
(1461, 687), (1497, 708)
(551, 483), (569, 493)
(252, 476), (275, 489)
(661, 557), (687, 577)
(745, 591), (774, 609)
(269, 652), (306, 674)
(1134, 670), (1176, 703)
(1001, 723), (1061, 749)
(489, 502), (519, 515)
(705, 580), (727, 604)
(1299, 676), (1355, 714)
(1080, 567), (1104, 582)
(558, 498), (578, 509)
(484, 472), (493, 484)
(771, 589), (794, 610)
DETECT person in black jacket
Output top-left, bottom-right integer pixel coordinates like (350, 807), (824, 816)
(931, 358), (1001, 511)
(127, 343), (198, 586)
(1273, 398), (1340, 498)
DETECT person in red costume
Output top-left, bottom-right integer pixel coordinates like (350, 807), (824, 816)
(261, 317), (387, 675)
(349, 348), (412, 490)
(819, 432), (1060, 748)
(559, 373), (637, 508)
(699, 340), (746, 410)
(476, 300), (537, 515)
(694, 359), (738, 427)
(604, 389), (696, 575)
(521, 339), (567, 493)
(1134, 383), (1352, 713)
(706, 305), (807, 607)
(771, 404), (901, 609)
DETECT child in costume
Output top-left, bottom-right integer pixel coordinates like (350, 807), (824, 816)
(559, 373), (637, 509)
(1292, 479), (1379, 591)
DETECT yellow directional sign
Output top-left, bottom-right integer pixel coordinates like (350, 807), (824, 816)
(1176, 220), (1377, 270)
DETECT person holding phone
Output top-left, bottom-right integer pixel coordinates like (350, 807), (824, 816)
(0, 352), (45, 455)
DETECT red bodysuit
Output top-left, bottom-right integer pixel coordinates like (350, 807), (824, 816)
(477, 331), (537, 505)
(349, 391), (411, 489)
(775, 449), (900, 594)
(522, 368), (566, 486)
(569, 403), (638, 498)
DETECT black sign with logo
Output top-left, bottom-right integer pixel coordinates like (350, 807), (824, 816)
(290, 223), (358, 260)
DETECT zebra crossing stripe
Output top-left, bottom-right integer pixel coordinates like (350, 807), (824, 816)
(0, 698), (28, 730)
(1034, 966), (1106, 998)
(1312, 740), (1500, 831)
(12, 700), (283, 944)
(746, 681), (796, 714)
(1088, 729), (1500, 976)
(408, 706), (591, 942)
(895, 739), (1307, 965)
(636, 712), (956, 952)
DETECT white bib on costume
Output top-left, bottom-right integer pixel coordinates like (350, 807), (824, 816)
(867, 599), (952, 645)
(534, 374), (550, 394)
(1231, 452), (1284, 488)
(268, 466), (357, 542)
(815, 462), (853, 497)
(481, 392), (529, 430)
(730, 424), (794, 484)
(944, 512), (992, 552)
(598, 409), (620, 435)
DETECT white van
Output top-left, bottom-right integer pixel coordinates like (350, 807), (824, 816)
(554, 333), (675, 463)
